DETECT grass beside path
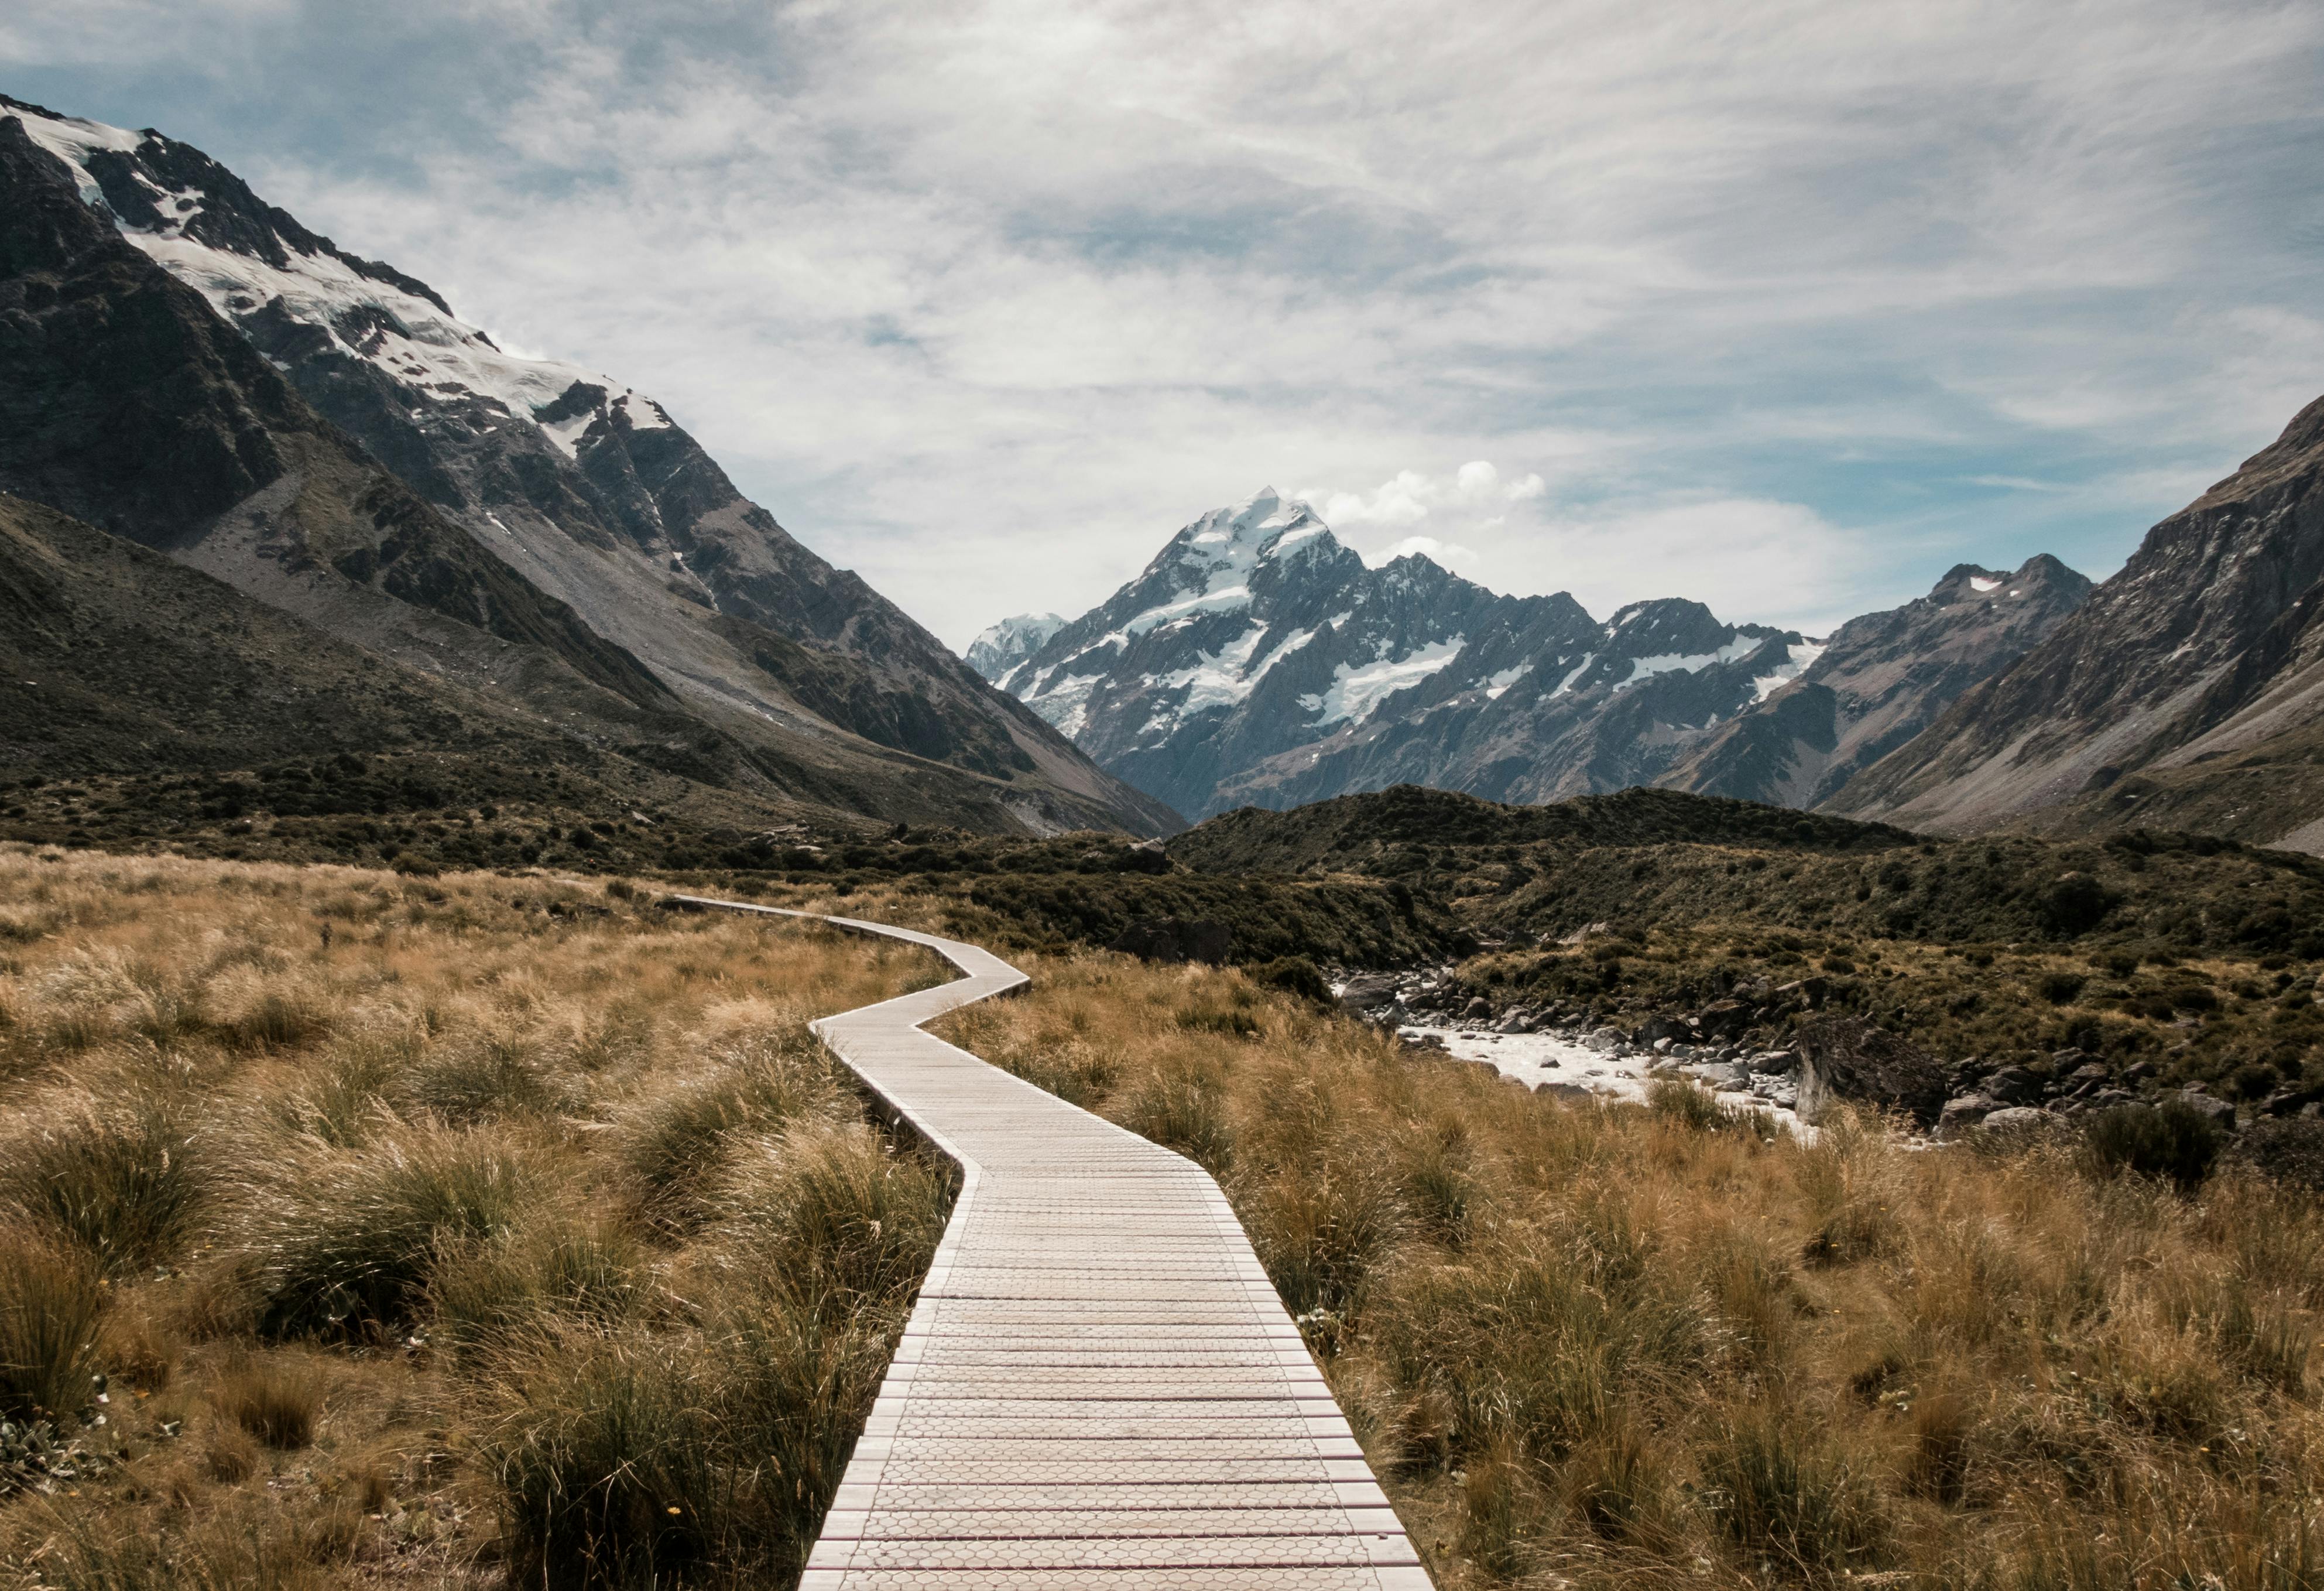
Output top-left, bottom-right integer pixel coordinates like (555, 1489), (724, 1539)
(937, 951), (2324, 1591)
(0, 846), (950, 1590)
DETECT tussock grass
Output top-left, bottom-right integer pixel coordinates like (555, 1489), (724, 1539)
(0, 1094), (206, 1275)
(937, 949), (2324, 1591)
(0, 1222), (106, 1422)
(212, 1352), (327, 1449)
(0, 846), (944, 1587)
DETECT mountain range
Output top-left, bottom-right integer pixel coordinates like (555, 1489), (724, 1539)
(974, 491), (2095, 826)
(0, 93), (1175, 840)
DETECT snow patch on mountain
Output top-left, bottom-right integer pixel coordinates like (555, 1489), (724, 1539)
(966, 612), (1066, 682)
(12, 101), (658, 459)
(1618, 635), (1766, 689)
(1301, 638), (1466, 726)
(1751, 641), (1828, 702)
(1030, 673), (1108, 738)
(1153, 626), (1270, 717)
(1484, 663), (1531, 700)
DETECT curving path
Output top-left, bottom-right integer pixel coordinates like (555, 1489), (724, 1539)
(666, 897), (1431, 1590)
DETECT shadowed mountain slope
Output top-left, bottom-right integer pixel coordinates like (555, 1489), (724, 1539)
(1664, 556), (2092, 808)
(0, 94), (1174, 837)
(1829, 395), (2324, 854)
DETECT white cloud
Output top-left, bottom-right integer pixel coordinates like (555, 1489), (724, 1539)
(1298, 461), (1548, 532)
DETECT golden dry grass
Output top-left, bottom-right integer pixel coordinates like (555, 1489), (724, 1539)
(7, 850), (2320, 1590)
(0, 846), (948, 1590)
(935, 950), (2324, 1591)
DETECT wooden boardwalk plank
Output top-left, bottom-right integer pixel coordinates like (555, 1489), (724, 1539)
(666, 898), (1432, 1591)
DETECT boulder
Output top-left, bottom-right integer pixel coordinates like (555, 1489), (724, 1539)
(1983, 1065), (2044, 1106)
(2172, 1090), (2238, 1130)
(1637, 1013), (1691, 1046)
(1793, 1016), (1948, 1128)
(2263, 1085), (2324, 1117)
(1108, 917), (1232, 964)
(1933, 1094), (1996, 1141)
(1538, 1081), (1596, 1102)
(1696, 1000), (1753, 1041)
(1774, 976), (1830, 1010)
(1463, 996), (1491, 1020)
(1979, 1106), (2055, 1133)
(1749, 1049), (1798, 1075)
(1339, 973), (1402, 1015)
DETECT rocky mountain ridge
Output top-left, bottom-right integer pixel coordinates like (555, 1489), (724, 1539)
(1831, 394), (2324, 854)
(990, 488), (2084, 822)
(0, 92), (1174, 837)
(1664, 554), (2093, 808)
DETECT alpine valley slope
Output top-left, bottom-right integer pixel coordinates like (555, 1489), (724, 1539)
(1831, 393), (2324, 855)
(0, 94), (1175, 839)
(1662, 555), (2092, 809)
(982, 489), (2085, 822)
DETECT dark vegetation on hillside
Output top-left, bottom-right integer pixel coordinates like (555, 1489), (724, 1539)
(1174, 786), (2324, 1097)
(16, 766), (2319, 1090)
(0, 768), (1459, 974)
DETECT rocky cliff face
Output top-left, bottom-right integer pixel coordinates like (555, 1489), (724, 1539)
(1828, 395), (2324, 854)
(0, 94), (1175, 836)
(995, 489), (1816, 819)
(1663, 556), (2092, 809)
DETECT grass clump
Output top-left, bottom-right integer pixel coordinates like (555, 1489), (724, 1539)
(241, 1124), (534, 1339)
(0, 1222), (105, 1422)
(0, 1096), (207, 1275)
(212, 1352), (327, 1449)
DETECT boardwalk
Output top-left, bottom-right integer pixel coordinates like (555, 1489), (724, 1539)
(670, 898), (1431, 1590)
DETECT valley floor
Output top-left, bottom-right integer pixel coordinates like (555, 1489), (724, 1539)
(1, 847), (2319, 1591)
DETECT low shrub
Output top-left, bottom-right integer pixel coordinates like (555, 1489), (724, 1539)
(2080, 1101), (2223, 1191)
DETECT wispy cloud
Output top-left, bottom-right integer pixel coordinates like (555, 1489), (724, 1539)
(6, 0), (2321, 645)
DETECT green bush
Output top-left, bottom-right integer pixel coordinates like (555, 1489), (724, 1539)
(1250, 955), (1332, 1005)
(2079, 1101), (2223, 1192)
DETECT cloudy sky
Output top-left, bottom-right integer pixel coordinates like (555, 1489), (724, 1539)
(9, 1), (2323, 647)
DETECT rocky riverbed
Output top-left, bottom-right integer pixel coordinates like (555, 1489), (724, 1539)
(1341, 963), (2302, 1145)
(1396, 1018), (1814, 1135)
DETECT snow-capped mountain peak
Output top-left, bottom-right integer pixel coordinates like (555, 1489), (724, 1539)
(988, 491), (1849, 817)
(965, 612), (1067, 681)
(8, 96), (651, 460)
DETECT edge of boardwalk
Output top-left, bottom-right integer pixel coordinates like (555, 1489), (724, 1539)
(663, 895), (1434, 1590)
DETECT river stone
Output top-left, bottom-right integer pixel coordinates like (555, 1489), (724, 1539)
(1794, 1015), (1948, 1128)
(1933, 1094), (1996, 1141)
